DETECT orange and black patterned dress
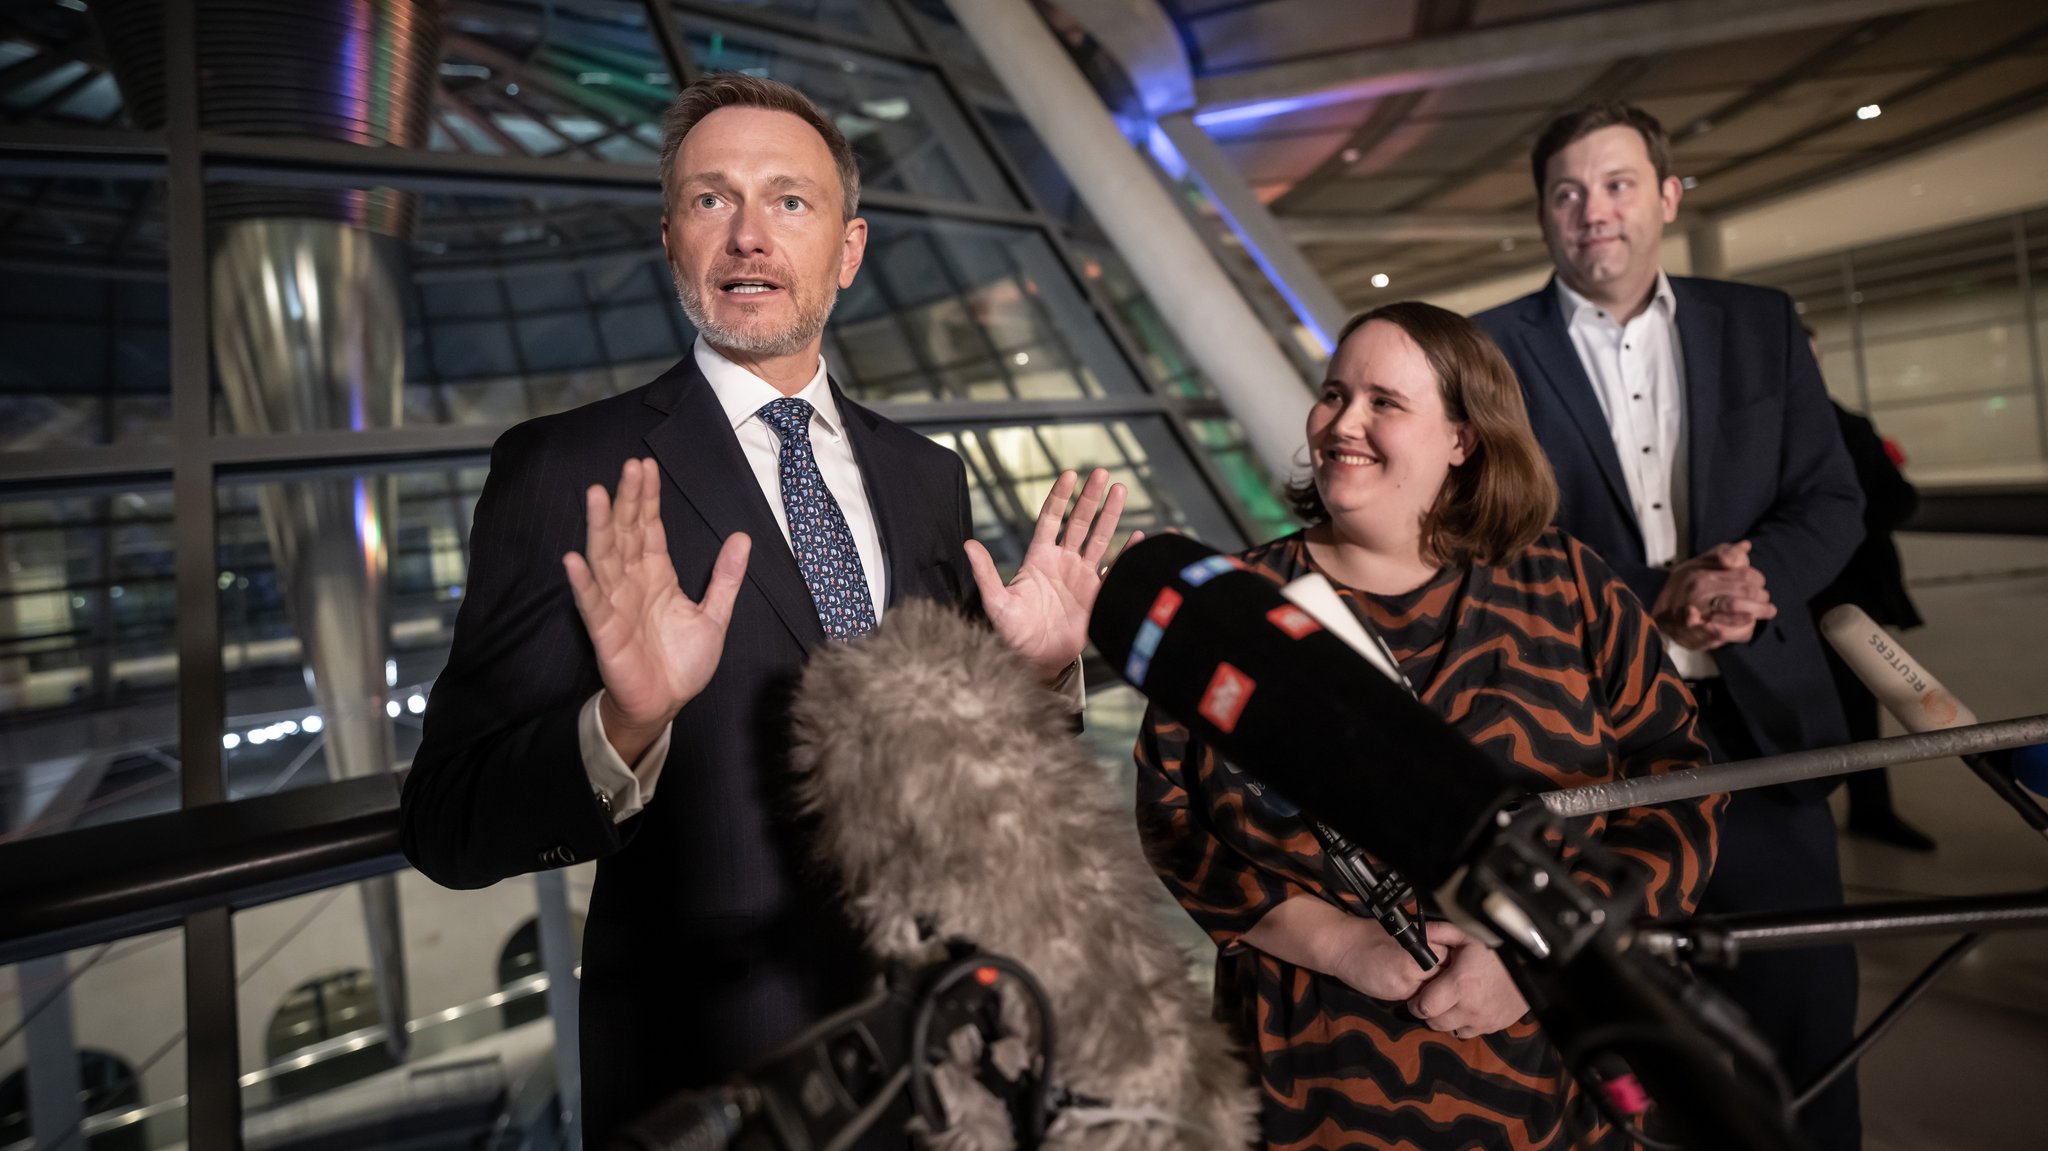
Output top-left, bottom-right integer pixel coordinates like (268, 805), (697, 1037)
(1134, 529), (1720, 1151)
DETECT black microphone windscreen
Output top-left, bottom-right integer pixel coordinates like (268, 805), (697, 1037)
(1089, 533), (1521, 890)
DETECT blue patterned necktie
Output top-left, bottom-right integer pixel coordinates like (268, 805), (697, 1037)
(757, 397), (877, 640)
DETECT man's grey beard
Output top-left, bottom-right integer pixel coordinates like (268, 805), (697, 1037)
(674, 265), (837, 359)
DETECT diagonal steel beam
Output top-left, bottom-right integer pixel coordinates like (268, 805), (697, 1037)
(1194, 0), (1976, 117)
(1279, 213), (1541, 245)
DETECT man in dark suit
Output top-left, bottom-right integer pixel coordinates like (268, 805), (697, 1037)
(400, 75), (1128, 1147)
(1476, 104), (1866, 1150)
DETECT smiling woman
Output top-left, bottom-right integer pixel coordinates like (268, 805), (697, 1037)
(1134, 301), (1722, 1151)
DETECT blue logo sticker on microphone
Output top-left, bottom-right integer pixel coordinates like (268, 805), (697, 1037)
(1133, 619), (1165, 660)
(1180, 555), (1242, 586)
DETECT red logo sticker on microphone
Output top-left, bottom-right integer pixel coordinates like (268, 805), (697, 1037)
(1198, 662), (1255, 734)
(1266, 604), (1321, 639)
(1148, 587), (1183, 627)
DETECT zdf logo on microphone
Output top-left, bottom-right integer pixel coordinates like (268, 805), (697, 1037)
(1199, 662), (1256, 733)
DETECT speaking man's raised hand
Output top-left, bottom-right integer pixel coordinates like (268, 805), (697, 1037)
(563, 457), (749, 762)
(965, 468), (1140, 682)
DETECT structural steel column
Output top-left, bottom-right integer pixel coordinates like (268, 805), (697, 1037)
(1157, 112), (1348, 353)
(943, 0), (1312, 482)
(535, 869), (583, 1151)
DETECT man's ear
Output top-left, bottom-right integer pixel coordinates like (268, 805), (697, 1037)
(838, 216), (868, 290)
(1660, 175), (1684, 224)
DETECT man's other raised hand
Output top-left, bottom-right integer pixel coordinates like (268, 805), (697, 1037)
(966, 468), (1142, 682)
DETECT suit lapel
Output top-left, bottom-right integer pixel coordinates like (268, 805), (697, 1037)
(1517, 285), (1634, 520)
(641, 359), (825, 653)
(835, 380), (927, 611)
(1674, 279), (1724, 553)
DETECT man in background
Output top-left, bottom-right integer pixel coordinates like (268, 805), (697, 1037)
(1476, 103), (1866, 1150)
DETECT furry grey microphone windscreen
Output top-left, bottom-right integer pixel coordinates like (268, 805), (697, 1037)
(789, 599), (1260, 1151)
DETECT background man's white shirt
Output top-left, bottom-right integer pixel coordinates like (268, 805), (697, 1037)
(1556, 273), (1716, 679)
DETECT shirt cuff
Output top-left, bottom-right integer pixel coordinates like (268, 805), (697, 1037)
(578, 691), (672, 823)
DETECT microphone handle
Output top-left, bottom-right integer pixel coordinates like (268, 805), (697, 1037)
(1962, 750), (2048, 836)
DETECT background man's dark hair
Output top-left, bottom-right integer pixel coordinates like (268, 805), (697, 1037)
(1529, 102), (1673, 195)
(658, 73), (862, 220)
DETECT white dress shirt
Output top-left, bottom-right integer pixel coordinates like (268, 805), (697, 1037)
(1556, 274), (1715, 680)
(579, 339), (888, 821)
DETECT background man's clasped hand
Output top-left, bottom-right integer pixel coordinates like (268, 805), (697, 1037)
(563, 458), (1135, 760)
(1651, 538), (1777, 651)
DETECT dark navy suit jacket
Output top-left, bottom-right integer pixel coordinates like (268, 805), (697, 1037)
(400, 355), (980, 1142)
(1477, 276), (1863, 774)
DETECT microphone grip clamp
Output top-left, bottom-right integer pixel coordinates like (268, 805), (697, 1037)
(1316, 821), (1437, 971)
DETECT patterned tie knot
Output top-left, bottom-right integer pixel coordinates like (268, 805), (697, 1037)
(758, 397), (815, 441)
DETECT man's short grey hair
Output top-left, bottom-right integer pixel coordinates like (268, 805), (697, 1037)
(658, 73), (861, 221)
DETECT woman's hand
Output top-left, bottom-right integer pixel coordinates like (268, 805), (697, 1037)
(1406, 938), (1530, 1040)
(1329, 917), (1465, 1001)
(1241, 896), (1468, 1004)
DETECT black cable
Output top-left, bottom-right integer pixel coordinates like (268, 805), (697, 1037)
(1793, 932), (1984, 1112)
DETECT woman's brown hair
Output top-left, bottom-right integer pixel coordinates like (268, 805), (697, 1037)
(1288, 301), (1558, 567)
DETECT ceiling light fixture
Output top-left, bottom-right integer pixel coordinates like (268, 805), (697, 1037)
(1370, 273), (1390, 289)
(1857, 104), (1882, 120)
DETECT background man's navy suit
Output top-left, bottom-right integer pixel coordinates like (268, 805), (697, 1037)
(1479, 276), (1868, 1149)
(400, 355), (979, 1144)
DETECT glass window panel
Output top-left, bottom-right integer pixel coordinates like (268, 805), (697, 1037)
(1749, 214), (2047, 478)
(678, 16), (1021, 209)
(1190, 417), (1296, 542)
(0, 489), (180, 843)
(1073, 241), (1223, 401)
(0, 2), (139, 132)
(234, 868), (588, 1143)
(0, 927), (185, 1151)
(896, 0), (989, 93)
(829, 212), (1143, 403)
(684, 0), (913, 49)
(196, 0), (675, 164)
(1879, 393), (2040, 474)
(211, 186), (690, 434)
(217, 464), (484, 800)
(1858, 284), (2026, 343)
(1861, 320), (2031, 406)
(0, 178), (170, 451)
(926, 416), (1245, 571)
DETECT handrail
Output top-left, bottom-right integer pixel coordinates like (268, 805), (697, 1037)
(0, 774), (405, 966)
(1539, 714), (2048, 818)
